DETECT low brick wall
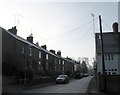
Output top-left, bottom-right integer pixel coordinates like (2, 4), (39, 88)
(97, 74), (120, 93)
(19, 76), (53, 86)
(33, 77), (53, 84)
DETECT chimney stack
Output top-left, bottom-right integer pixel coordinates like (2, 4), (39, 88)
(41, 45), (47, 50)
(27, 33), (33, 43)
(8, 26), (17, 35)
(57, 50), (61, 56)
(50, 49), (55, 54)
(112, 22), (119, 33)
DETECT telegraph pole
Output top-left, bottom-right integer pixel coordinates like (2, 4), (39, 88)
(99, 15), (106, 91)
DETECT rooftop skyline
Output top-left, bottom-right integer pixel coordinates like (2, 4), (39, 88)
(0, 1), (118, 63)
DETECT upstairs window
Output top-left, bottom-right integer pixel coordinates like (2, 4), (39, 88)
(21, 47), (25, 54)
(46, 54), (48, 60)
(105, 54), (107, 60)
(111, 54), (113, 60)
(59, 60), (61, 65)
(104, 54), (114, 61)
(39, 52), (41, 58)
(62, 60), (64, 65)
(29, 47), (32, 56)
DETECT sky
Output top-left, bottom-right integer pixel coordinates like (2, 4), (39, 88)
(0, 0), (119, 64)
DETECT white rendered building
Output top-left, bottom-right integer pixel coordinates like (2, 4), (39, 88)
(95, 22), (120, 75)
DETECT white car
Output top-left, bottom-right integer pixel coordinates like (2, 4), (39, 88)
(56, 75), (69, 84)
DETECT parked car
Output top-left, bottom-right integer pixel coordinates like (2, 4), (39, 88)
(75, 73), (83, 79)
(56, 75), (69, 84)
(83, 73), (89, 77)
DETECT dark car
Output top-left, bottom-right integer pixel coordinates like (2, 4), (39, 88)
(56, 75), (69, 84)
(75, 73), (83, 79)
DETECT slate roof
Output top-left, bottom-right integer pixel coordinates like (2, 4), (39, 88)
(95, 32), (120, 54)
(1, 27), (79, 65)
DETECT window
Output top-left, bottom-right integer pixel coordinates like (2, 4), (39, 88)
(62, 67), (64, 72)
(105, 54), (107, 60)
(112, 72), (116, 75)
(29, 47), (32, 56)
(104, 54), (114, 60)
(59, 60), (61, 65)
(108, 72), (111, 75)
(111, 54), (113, 60)
(39, 52), (41, 58)
(62, 60), (64, 65)
(46, 63), (48, 69)
(62, 60), (64, 72)
(108, 54), (110, 60)
(21, 47), (24, 54)
(38, 61), (42, 70)
(46, 54), (48, 60)
(39, 61), (41, 65)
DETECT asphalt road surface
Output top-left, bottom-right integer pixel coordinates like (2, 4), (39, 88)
(21, 76), (93, 94)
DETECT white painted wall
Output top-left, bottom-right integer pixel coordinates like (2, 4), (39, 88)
(97, 54), (119, 75)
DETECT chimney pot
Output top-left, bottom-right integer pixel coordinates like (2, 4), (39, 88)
(41, 45), (47, 49)
(27, 33), (33, 43)
(8, 26), (17, 35)
(50, 49), (55, 54)
(57, 51), (61, 56)
(112, 22), (119, 33)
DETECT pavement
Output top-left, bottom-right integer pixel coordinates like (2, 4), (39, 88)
(87, 76), (108, 95)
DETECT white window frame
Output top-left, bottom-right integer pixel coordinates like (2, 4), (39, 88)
(39, 52), (41, 58)
(29, 47), (32, 56)
(46, 54), (48, 60)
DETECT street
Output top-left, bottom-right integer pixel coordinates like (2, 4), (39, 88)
(20, 76), (93, 93)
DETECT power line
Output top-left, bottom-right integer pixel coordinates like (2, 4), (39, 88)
(47, 16), (98, 47)
(44, 17), (98, 41)
(65, 24), (94, 50)
(102, 19), (112, 30)
(64, 18), (98, 51)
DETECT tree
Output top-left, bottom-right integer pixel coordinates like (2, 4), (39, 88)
(81, 61), (88, 73)
(77, 57), (82, 63)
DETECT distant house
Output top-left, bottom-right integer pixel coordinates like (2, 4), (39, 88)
(95, 22), (120, 75)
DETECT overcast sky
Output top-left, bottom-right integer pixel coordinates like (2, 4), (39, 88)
(0, 0), (118, 63)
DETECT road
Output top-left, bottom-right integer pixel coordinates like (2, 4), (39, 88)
(21, 76), (93, 93)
